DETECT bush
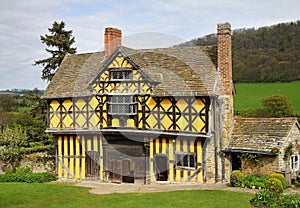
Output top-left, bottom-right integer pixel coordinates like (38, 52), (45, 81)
(279, 194), (300, 207)
(267, 177), (284, 195)
(269, 173), (286, 189)
(0, 167), (55, 183)
(242, 174), (268, 189)
(251, 190), (300, 207)
(230, 170), (243, 187)
(250, 189), (277, 207)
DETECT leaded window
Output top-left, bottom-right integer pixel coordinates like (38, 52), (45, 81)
(176, 152), (195, 168)
(291, 154), (299, 171)
(110, 71), (131, 80)
(108, 95), (137, 115)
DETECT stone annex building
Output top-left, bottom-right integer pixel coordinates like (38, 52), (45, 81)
(43, 23), (300, 184)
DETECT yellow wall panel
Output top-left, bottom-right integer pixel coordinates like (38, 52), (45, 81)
(161, 115), (172, 130)
(190, 140), (194, 153)
(177, 99), (188, 111)
(99, 136), (103, 181)
(150, 139), (154, 182)
(76, 99), (86, 110)
(63, 136), (68, 178)
(193, 98), (205, 110)
(81, 138), (85, 180)
(89, 96), (99, 110)
(197, 140), (203, 182)
(63, 114), (73, 128)
(169, 163), (174, 183)
(183, 140), (188, 152)
(75, 137), (80, 179)
(176, 169), (181, 182)
(76, 114), (87, 128)
(50, 100), (60, 111)
(155, 138), (160, 154)
(87, 138), (92, 151)
(162, 138), (166, 154)
(169, 139), (174, 183)
(127, 119), (135, 127)
(161, 99), (172, 109)
(89, 114), (100, 128)
(63, 99), (72, 110)
(99, 71), (109, 82)
(147, 114), (157, 129)
(112, 118), (119, 127)
(57, 136), (62, 178)
(146, 97), (157, 110)
(93, 136), (98, 151)
(51, 116), (60, 128)
(176, 117), (188, 131)
(69, 136), (74, 177)
(183, 170), (188, 182)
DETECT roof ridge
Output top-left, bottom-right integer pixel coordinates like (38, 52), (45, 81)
(234, 117), (297, 121)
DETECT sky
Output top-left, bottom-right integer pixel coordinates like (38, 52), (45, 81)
(0, 0), (299, 90)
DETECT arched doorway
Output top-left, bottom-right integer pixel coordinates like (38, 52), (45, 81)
(155, 155), (168, 181)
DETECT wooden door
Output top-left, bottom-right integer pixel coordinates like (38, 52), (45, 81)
(111, 159), (122, 183)
(86, 151), (100, 179)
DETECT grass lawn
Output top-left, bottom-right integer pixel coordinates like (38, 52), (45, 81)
(234, 81), (300, 115)
(0, 183), (253, 208)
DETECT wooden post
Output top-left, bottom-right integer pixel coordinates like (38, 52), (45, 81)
(144, 138), (150, 184)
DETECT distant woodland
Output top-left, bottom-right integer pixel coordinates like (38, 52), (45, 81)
(180, 21), (300, 83)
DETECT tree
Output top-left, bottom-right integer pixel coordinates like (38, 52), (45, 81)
(0, 126), (28, 168)
(0, 95), (17, 112)
(34, 21), (77, 82)
(261, 94), (293, 117)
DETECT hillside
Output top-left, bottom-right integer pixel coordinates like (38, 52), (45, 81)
(234, 81), (300, 115)
(179, 21), (300, 83)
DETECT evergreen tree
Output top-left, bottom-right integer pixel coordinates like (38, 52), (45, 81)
(34, 21), (77, 81)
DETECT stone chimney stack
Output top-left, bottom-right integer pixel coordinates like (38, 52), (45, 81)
(217, 23), (234, 182)
(217, 23), (232, 96)
(104, 27), (122, 56)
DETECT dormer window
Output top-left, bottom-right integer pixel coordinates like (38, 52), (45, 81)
(110, 70), (131, 80)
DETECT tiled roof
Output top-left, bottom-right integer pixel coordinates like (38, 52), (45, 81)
(226, 117), (298, 154)
(43, 46), (217, 99)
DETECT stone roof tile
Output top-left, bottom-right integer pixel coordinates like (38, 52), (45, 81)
(226, 117), (298, 154)
(43, 45), (217, 98)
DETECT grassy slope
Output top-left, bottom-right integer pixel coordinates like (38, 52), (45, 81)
(234, 81), (300, 115)
(0, 183), (253, 208)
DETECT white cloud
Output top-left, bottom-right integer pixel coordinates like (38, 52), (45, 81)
(0, 0), (299, 90)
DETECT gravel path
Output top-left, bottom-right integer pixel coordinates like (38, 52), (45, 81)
(73, 181), (300, 195)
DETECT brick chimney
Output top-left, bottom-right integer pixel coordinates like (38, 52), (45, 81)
(216, 23), (234, 182)
(104, 27), (122, 56)
(217, 23), (232, 96)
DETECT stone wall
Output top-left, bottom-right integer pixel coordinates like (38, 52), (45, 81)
(0, 152), (55, 174)
(278, 123), (300, 178)
(242, 156), (278, 176)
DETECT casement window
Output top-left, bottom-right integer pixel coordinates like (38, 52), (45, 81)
(290, 154), (299, 171)
(108, 95), (137, 115)
(176, 152), (195, 169)
(110, 70), (131, 80)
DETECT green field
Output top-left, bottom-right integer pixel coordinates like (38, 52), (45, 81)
(0, 183), (253, 208)
(234, 81), (300, 115)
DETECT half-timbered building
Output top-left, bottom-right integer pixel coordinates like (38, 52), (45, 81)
(43, 24), (234, 183)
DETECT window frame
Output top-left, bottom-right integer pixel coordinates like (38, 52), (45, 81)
(290, 154), (299, 171)
(108, 95), (137, 116)
(110, 70), (132, 81)
(175, 152), (196, 169)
